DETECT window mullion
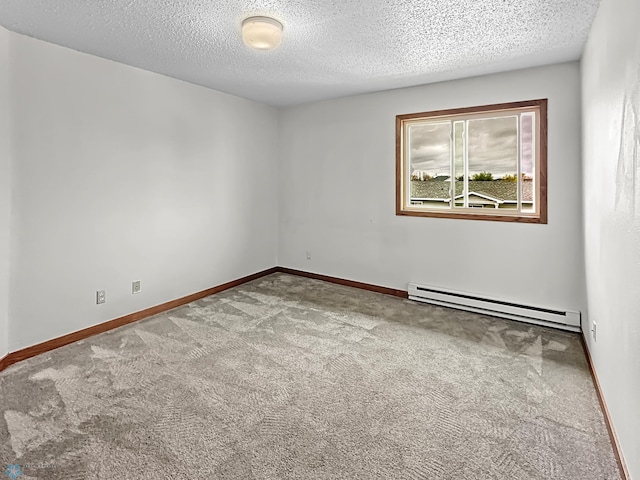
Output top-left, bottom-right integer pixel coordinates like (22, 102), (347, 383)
(449, 122), (453, 210)
(404, 125), (409, 209)
(517, 114), (522, 212)
(464, 120), (469, 209)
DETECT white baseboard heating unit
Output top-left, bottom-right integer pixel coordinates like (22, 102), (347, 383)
(408, 283), (581, 332)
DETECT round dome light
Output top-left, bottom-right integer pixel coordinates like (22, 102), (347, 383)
(242, 16), (283, 51)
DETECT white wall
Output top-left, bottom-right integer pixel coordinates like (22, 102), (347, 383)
(582, 0), (640, 476)
(0, 28), (11, 359)
(279, 63), (585, 314)
(7, 31), (278, 352)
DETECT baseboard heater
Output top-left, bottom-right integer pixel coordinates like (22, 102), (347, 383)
(408, 283), (581, 332)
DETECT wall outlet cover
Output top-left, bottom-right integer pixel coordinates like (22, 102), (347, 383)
(96, 290), (106, 304)
(132, 281), (141, 294)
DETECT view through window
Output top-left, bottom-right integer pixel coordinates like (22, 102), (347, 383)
(396, 99), (547, 223)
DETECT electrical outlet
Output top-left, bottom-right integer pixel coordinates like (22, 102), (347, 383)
(132, 281), (141, 294)
(96, 290), (106, 304)
(306, 251), (312, 260)
(591, 321), (597, 341)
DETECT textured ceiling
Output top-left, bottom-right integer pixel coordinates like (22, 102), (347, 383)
(0, 0), (601, 107)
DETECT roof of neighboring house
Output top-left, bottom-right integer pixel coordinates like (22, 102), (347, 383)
(411, 180), (533, 202)
(454, 191), (503, 203)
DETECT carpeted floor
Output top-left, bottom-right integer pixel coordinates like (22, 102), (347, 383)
(0, 273), (620, 479)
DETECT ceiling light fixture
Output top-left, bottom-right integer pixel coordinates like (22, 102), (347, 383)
(242, 16), (283, 51)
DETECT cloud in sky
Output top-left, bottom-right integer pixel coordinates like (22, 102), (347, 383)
(409, 122), (450, 174)
(468, 117), (517, 175)
(410, 116), (531, 176)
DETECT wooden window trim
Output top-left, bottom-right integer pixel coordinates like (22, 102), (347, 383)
(396, 99), (547, 224)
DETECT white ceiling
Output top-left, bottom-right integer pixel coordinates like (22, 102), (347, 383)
(0, 0), (600, 107)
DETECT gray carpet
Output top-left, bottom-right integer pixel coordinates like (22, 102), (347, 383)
(0, 273), (620, 479)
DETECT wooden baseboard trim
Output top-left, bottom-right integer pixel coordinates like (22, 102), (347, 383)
(580, 333), (630, 480)
(0, 267), (406, 373)
(0, 267), (278, 373)
(0, 354), (9, 372)
(275, 267), (408, 298)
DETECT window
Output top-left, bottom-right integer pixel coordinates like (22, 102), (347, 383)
(396, 99), (547, 223)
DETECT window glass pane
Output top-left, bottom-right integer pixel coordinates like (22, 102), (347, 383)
(466, 116), (518, 210)
(408, 122), (451, 209)
(520, 113), (535, 212)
